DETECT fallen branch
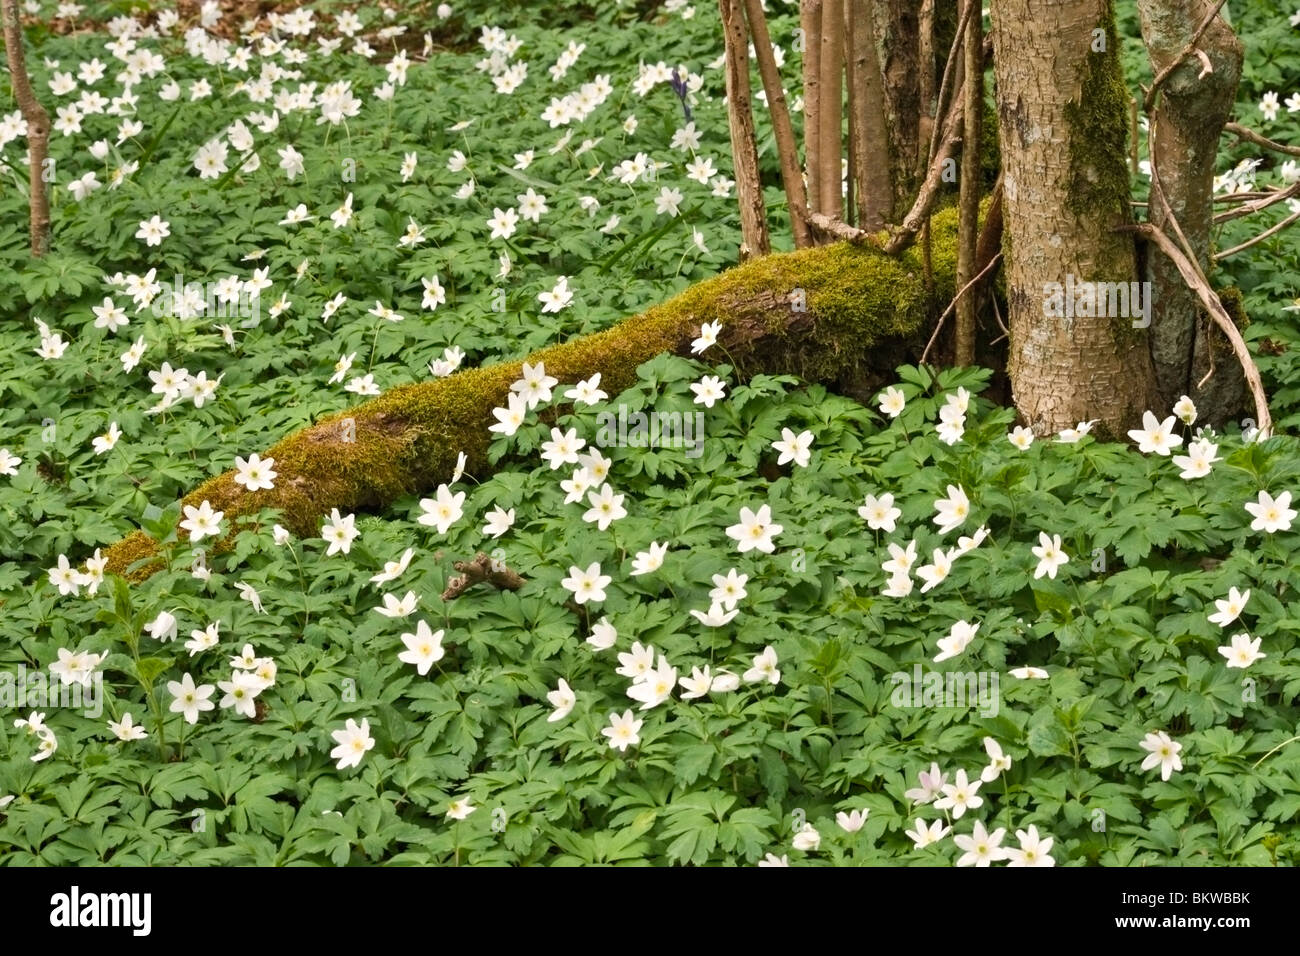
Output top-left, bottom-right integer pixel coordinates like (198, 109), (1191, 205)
(441, 552), (525, 601)
(807, 212), (873, 244)
(1123, 222), (1272, 438)
(103, 206), (968, 582)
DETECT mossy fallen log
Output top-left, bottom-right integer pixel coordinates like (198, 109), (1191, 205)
(103, 207), (961, 581)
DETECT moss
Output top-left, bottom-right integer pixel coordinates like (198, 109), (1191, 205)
(1062, 0), (1132, 225)
(103, 209), (966, 583)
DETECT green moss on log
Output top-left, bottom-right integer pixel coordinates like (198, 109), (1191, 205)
(104, 207), (963, 581)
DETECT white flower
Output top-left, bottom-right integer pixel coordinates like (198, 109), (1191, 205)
(792, 823), (821, 851)
(631, 541), (668, 575)
(329, 717), (375, 770)
(320, 508), (360, 555)
(882, 540), (918, 576)
(511, 360), (558, 409)
(1127, 410), (1183, 456)
(934, 769), (983, 819)
(690, 374), (727, 408)
(654, 186), (682, 216)
(915, 547), (954, 593)
(858, 493), (901, 532)
(565, 373), (608, 406)
(1173, 395), (1197, 425)
(1139, 730), (1183, 782)
(691, 319), (721, 354)
(185, 622), (220, 657)
(1007, 425), (1034, 450)
(743, 645), (780, 685)
(109, 713), (148, 741)
(218, 670), (265, 719)
(562, 562), (611, 604)
(583, 484), (627, 530)
(587, 617), (617, 651)
(398, 620), (445, 675)
(538, 276), (574, 313)
(487, 206), (519, 239)
(878, 386), (906, 418)
(954, 820), (1008, 867)
(932, 485), (970, 535)
(546, 678), (576, 721)
(1031, 531), (1069, 580)
(233, 453), (277, 491)
(906, 818), (950, 848)
(602, 709), (643, 751)
(482, 506), (516, 538)
(934, 619), (979, 663)
(446, 798), (476, 821)
(1208, 587), (1250, 628)
(689, 602), (739, 627)
(179, 500), (224, 542)
(374, 590), (420, 618)
(616, 642), (656, 680)
(540, 427), (585, 470)
(771, 428), (813, 468)
(1218, 633), (1265, 669)
(489, 393), (529, 437)
(1009, 666), (1049, 679)
(904, 764), (946, 804)
(145, 610), (178, 642)
(725, 504), (783, 554)
(1005, 825), (1055, 867)
(709, 568), (748, 610)
(1245, 490), (1296, 534)
(1172, 438), (1220, 479)
(836, 808), (869, 833)
(627, 656), (677, 710)
(235, 582), (265, 614)
(91, 421), (121, 455)
(134, 214), (170, 247)
(417, 484), (466, 534)
(167, 673), (216, 724)
(980, 737), (1012, 783)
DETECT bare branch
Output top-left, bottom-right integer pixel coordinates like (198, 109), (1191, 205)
(1215, 206), (1300, 261)
(1123, 222), (1272, 438)
(1223, 121), (1300, 157)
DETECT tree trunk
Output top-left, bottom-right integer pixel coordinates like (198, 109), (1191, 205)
(870, 0), (922, 221)
(2, 0), (51, 257)
(1137, 0), (1244, 425)
(954, 0), (981, 366)
(719, 0), (771, 258)
(846, 0), (892, 230)
(817, 0), (844, 218)
(743, 0), (812, 247)
(104, 208), (969, 582)
(990, 0), (1157, 435)
(800, 0), (823, 213)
